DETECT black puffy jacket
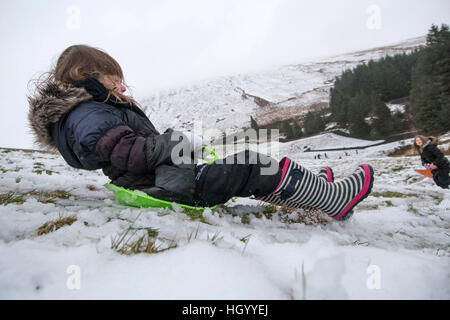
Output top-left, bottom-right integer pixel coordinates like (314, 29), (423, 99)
(419, 137), (450, 189)
(420, 137), (449, 170)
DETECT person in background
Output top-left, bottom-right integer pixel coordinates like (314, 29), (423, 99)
(413, 135), (450, 189)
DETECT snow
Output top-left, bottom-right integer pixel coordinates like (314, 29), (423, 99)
(0, 132), (449, 299)
(387, 104), (406, 113)
(285, 133), (384, 154)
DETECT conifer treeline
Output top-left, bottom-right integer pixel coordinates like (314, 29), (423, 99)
(410, 24), (450, 133)
(328, 24), (449, 138)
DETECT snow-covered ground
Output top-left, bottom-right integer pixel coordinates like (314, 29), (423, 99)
(286, 133), (384, 153)
(0, 133), (448, 299)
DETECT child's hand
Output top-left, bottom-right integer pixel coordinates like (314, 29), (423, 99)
(424, 163), (438, 170)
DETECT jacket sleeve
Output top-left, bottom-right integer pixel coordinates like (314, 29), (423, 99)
(64, 107), (142, 171)
(420, 153), (426, 165)
(429, 145), (448, 168)
(96, 125), (191, 173)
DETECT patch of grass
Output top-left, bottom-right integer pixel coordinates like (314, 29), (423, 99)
(353, 240), (369, 246)
(371, 191), (417, 198)
(0, 192), (26, 205)
(29, 189), (73, 203)
(392, 166), (405, 172)
(395, 230), (413, 238)
(262, 204), (277, 220)
(111, 226), (177, 255)
(37, 214), (77, 236)
(0, 147), (51, 154)
(1, 189), (73, 206)
(40, 190), (72, 199)
(430, 194), (444, 204)
(240, 234), (251, 254)
(206, 231), (224, 246)
(241, 214), (251, 224)
(407, 203), (419, 215)
(111, 213), (177, 255)
(31, 162), (58, 175)
(182, 208), (207, 223)
(32, 169), (56, 175)
(358, 203), (380, 210)
(251, 211), (262, 219)
(0, 166), (22, 173)
(384, 200), (395, 207)
(187, 224), (200, 243)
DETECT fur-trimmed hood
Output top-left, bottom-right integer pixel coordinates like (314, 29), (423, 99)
(422, 136), (439, 150)
(27, 81), (93, 151)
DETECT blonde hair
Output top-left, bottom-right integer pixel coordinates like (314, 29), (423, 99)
(31, 45), (137, 106)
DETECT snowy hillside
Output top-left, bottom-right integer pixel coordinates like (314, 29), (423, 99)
(141, 36), (425, 134)
(0, 132), (449, 299)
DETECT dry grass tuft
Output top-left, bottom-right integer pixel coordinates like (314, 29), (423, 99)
(37, 214), (77, 236)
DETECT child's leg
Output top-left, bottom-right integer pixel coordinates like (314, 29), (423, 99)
(432, 169), (450, 189)
(194, 150), (282, 206)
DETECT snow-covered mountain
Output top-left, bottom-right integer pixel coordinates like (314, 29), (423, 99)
(141, 36), (425, 135)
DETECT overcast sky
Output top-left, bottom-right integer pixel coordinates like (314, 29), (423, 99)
(1, 0), (449, 149)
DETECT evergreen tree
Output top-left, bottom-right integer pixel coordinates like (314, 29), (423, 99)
(304, 111), (325, 135)
(410, 24), (450, 133)
(329, 44), (422, 135)
(371, 97), (394, 138)
(281, 120), (294, 139)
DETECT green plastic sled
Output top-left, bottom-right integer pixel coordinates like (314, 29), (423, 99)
(105, 183), (217, 211)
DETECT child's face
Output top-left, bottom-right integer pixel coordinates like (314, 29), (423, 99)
(99, 74), (126, 95)
(415, 137), (423, 146)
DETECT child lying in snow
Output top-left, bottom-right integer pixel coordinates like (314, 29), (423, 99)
(27, 45), (374, 220)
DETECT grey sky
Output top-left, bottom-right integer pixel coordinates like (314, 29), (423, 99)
(0, 0), (449, 149)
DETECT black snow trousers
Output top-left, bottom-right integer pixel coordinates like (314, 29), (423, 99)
(194, 150), (282, 206)
(431, 168), (450, 189)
